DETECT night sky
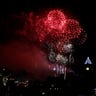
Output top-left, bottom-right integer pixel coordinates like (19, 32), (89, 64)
(0, 0), (96, 80)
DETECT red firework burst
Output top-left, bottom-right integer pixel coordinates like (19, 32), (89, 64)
(35, 10), (67, 43)
(5, 9), (87, 54)
(45, 10), (67, 34)
(65, 19), (83, 40)
(35, 9), (87, 52)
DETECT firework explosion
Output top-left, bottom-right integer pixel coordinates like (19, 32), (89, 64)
(1, 9), (87, 79)
(35, 9), (86, 77)
(45, 10), (67, 34)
